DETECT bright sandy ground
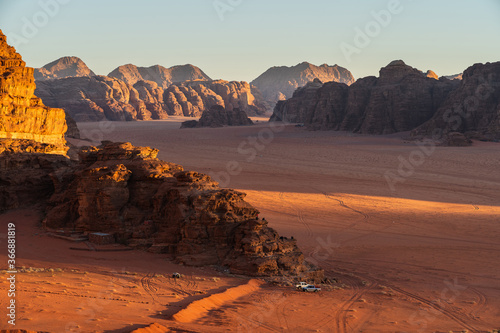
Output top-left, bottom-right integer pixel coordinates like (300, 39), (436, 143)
(1, 116), (499, 332)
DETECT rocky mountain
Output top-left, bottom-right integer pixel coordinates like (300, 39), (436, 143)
(181, 105), (254, 128)
(412, 61), (500, 140)
(271, 60), (460, 134)
(34, 56), (95, 81)
(36, 76), (269, 121)
(35, 76), (169, 121)
(251, 62), (355, 105)
(108, 64), (211, 88)
(0, 29), (68, 151)
(165, 80), (269, 117)
(443, 73), (463, 81)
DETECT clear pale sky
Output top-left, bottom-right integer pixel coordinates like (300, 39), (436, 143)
(0, 0), (499, 82)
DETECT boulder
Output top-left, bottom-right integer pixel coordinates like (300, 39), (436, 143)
(181, 105), (253, 128)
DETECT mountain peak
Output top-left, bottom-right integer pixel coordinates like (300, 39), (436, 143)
(34, 56), (95, 81)
(252, 62), (355, 104)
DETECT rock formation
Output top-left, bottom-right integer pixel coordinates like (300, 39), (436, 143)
(108, 64), (211, 88)
(35, 76), (169, 121)
(0, 29), (68, 149)
(251, 62), (355, 105)
(0, 28), (319, 278)
(165, 80), (269, 117)
(35, 69), (268, 121)
(34, 56), (95, 81)
(426, 70), (439, 80)
(42, 142), (316, 277)
(271, 60), (460, 134)
(413, 61), (500, 140)
(443, 73), (463, 81)
(181, 105), (253, 128)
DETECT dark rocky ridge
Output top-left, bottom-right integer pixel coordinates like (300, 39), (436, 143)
(271, 60), (462, 135)
(412, 62), (500, 140)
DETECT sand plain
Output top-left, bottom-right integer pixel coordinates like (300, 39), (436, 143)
(1, 117), (499, 332)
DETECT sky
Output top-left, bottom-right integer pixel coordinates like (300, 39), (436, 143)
(0, 0), (499, 82)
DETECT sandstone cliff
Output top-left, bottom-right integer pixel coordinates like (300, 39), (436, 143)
(251, 62), (355, 105)
(413, 61), (500, 140)
(0, 29), (67, 149)
(35, 76), (169, 121)
(271, 60), (460, 134)
(34, 56), (95, 81)
(108, 64), (211, 88)
(165, 80), (269, 117)
(42, 142), (316, 277)
(181, 105), (253, 128)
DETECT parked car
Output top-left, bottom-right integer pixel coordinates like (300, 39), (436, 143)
(301, 285), (321, 292)
(295, 282), (309, 289)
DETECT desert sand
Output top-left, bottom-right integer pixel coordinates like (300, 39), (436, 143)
(1, 117), (499, 332)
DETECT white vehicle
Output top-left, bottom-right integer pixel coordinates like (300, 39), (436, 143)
(301, 285), (321, 292)
(295, 282), (309, 289)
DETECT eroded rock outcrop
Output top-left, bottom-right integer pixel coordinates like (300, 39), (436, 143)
(251, 62), (355, 105)
(42, 142), (316, 277)
(272, 60), (460, 134)
(412, 61), (500, 141)
(165, 80), (269, 117)
(34, 56), (95, 81)
(181, 105), (253, 128)
(108, 64), (211, 88)
(35, 76), (169, 121)
(0, 29), (68, 148)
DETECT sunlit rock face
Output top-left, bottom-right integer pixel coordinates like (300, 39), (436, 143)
(164, 80), (269, 117)
(0, 29), (67, 149)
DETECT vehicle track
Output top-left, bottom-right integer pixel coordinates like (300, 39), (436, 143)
(278, 192), (314, 238)
(141, 272), (158, 303)
(388, 285), (479, 333)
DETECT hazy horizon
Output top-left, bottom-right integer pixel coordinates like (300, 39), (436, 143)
(1, 0), (499, 82)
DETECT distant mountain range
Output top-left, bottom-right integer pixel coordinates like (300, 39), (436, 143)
(251, 62), (355, 105)
(108, 64), (211, 88)
(34, 57), (268, 121)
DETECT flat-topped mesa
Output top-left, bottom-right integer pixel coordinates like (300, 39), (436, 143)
(0, 29), (67, 151)
(43, 142), (321, 278)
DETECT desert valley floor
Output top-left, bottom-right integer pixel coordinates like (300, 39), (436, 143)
(1, 117), (499, 333)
